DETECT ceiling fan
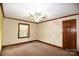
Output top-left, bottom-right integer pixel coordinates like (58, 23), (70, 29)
(26, 12), (48, 22)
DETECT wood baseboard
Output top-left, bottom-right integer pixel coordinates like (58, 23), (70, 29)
(36, 40), (79, 54)
(2, 40), (38, 47)
(36, 40), (63, 49)
(2, 40), (63, 50)
(2, 40), (79, 55)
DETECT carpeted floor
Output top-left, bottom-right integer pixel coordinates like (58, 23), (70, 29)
(1, 41), (78, 56)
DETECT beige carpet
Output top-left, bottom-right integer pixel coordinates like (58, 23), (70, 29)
(1, 41), (78, 56)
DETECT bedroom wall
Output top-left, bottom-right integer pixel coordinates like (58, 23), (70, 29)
(38, 15), (79, 51)
(3, 18), (37, 46)
(2, 15), (79, 51)
(0, 6), (3, 51)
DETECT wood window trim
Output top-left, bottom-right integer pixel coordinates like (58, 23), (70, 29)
(18, 23), (30, 38)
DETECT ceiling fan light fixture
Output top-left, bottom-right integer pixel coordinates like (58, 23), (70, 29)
(35, 19), (40, 22)
(26, 11), (48, 22)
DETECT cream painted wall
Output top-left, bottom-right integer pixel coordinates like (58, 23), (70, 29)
(0, 6), (3, 51)
(38, 15), (79, 51)
(3, 18), (37, 46)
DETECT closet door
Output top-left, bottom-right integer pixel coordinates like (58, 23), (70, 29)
(63, 19), (76, 49)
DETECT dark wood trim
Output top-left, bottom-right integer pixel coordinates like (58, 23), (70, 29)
(36, 40), (63, 49)
(2, 40), (38, 47)
(0, 3), (1, 6)
(0, 3), (5, 17)
(18, 23), (30, 38)
(1, 3), (79, 24)
(2, 40), (63, 49)
(76, 51), (79, 55)
(4, 13), (79, 24)
(5, 17), (38, 24)
(1, 3), (37, 24)
(75, 19), (77, 49)
(38, 13), (79, 23)
(37, 40), (79, 53)
(2, 39), (79, 53)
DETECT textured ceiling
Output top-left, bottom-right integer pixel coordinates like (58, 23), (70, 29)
(3, 3), (79, 22)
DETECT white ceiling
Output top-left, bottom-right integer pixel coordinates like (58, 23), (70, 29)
(3, 3), (79, 22)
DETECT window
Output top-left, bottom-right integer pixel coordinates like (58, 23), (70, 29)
(18, 23), (30, 38)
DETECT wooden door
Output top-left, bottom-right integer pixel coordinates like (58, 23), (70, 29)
(63, 19), (76, 49)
